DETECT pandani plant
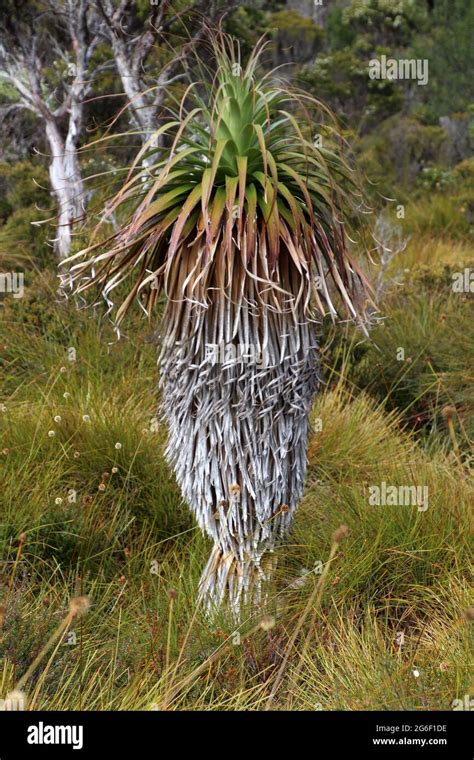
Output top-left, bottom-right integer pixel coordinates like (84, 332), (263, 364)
(60, 35), (373, 617)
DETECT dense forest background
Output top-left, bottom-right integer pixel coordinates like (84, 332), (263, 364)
(0, 0), (473, 263)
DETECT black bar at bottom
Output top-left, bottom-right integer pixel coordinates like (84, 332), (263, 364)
(0, 710), (471, 757)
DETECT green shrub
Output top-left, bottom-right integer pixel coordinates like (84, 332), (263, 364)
(0, 160), (49, 214)
(299, 51), (403, 129)
(0, 160), (52, 265)
(452, 157), (474, 184)
(268, 11), (323, 63)
(0, 206), (51, 268)
(358, 115), (447, 191)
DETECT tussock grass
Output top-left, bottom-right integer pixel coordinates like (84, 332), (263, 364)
(0, 259), (472, 711)
(322, 241), (474, 454)
(395, 235), (474, 273)
(399, 195), (473, 241)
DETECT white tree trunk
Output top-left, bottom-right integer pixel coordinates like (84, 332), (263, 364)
(45, 118), (84, 259)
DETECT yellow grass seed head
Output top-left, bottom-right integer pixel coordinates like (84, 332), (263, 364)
(69, 596), (91, 619)
(441, 405), (456, 420)
(332, 524), (349, 543)
(260, 615), (276, 631)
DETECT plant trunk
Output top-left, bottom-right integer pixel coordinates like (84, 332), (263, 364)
(158, 251), (319, 617)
